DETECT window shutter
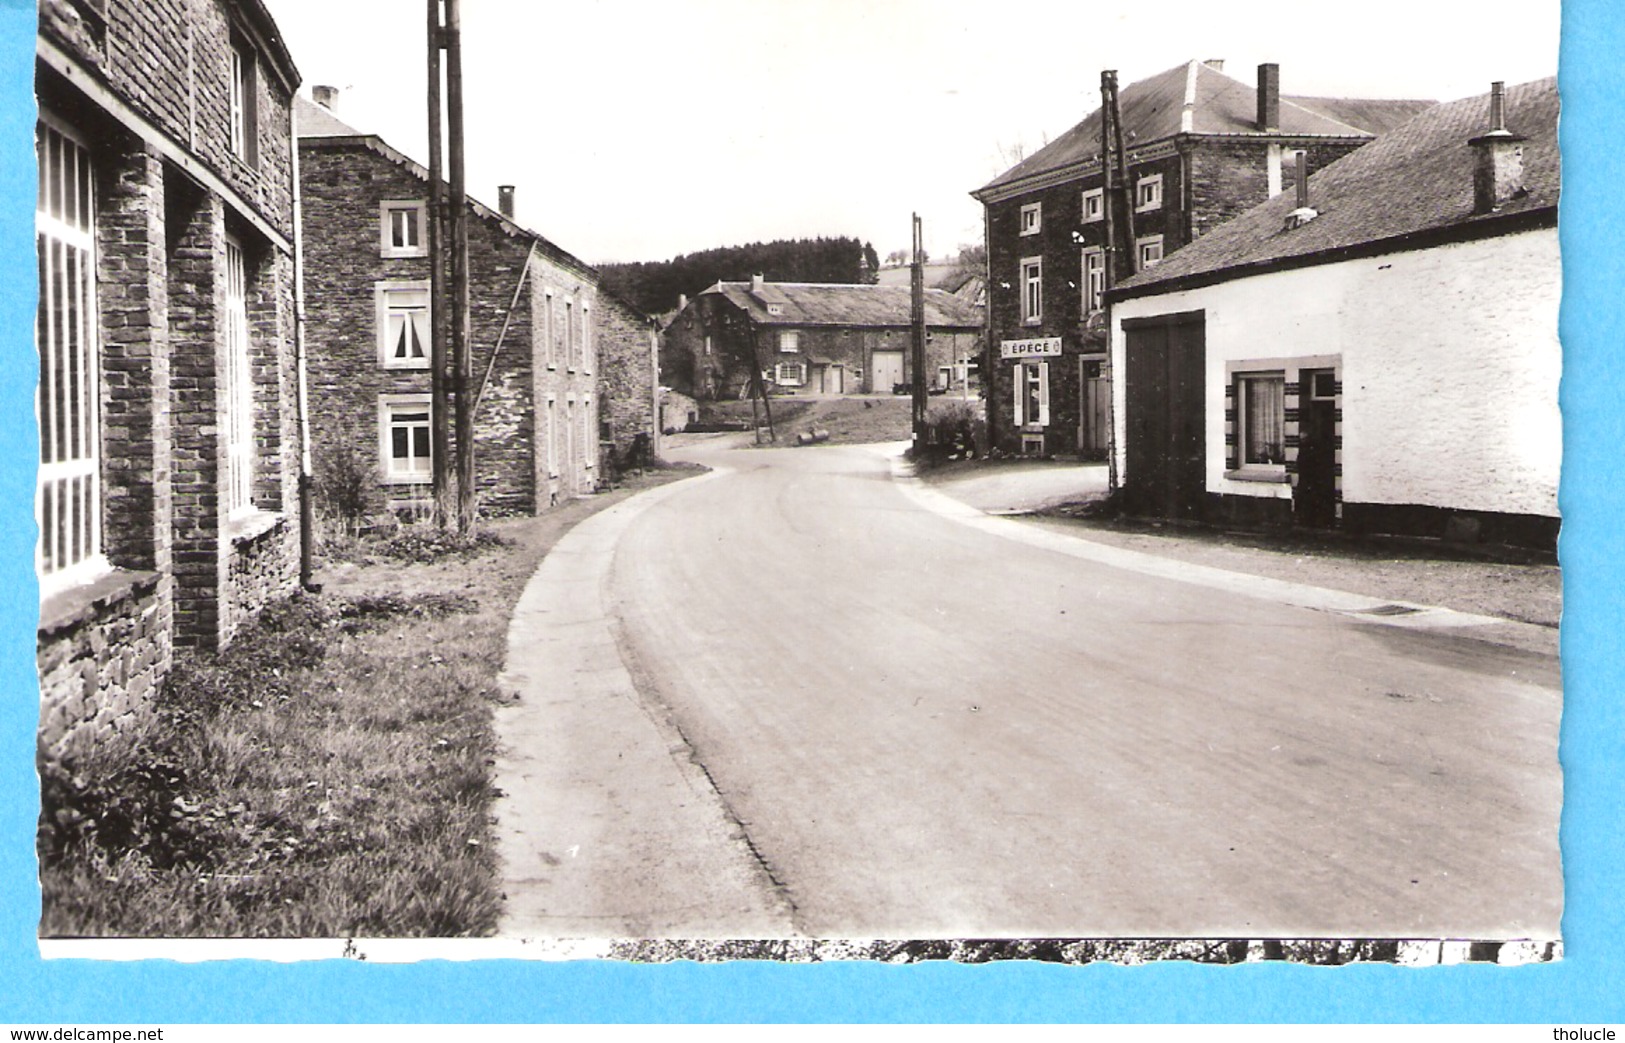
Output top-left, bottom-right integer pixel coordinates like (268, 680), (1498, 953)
(1038, 362), (1051, 426)
(1013, 364), (1025, 426)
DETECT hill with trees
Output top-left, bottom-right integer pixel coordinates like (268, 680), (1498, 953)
(600, 237), (881, 316)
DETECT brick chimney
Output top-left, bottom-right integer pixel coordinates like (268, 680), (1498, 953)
(1256, 63), (1280, 132)
(498, 185), (515, 219)
(1469, 82), (1526, 214)
(313, 85), (340, 111)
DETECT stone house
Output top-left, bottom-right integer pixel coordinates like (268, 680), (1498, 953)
(663, 278), (984, 400)
(972, 59), (1433, 458)
(35, 0), (306, 756)
(593, 287), (663, 468)
(296, 93), (603, 515)
(1108, 78), (1559, 551)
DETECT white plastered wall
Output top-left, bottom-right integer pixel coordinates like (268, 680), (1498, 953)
(1110, 226), (1561, 518)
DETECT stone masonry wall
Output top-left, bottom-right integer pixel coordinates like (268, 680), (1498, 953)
(595, 291), (658, 460)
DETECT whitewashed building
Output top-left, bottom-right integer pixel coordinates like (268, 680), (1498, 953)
(1108, 78), (1559, 550)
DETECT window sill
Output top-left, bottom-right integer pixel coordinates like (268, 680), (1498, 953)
(381, 361), (432, 372)
(382, 474), (433, 487)
(381, 249), (430, 260)
(39, 567), (161, 639)
(228, 508), (284, 544)
(1225, 468), (1288, 484)
(1022, 319), (1042, 328)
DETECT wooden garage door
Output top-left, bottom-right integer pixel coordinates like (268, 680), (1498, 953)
(1123, 311), (1206, 521)
(872, 350), (904, 392)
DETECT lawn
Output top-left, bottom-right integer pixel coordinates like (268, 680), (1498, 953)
(37, 466), (700, 938)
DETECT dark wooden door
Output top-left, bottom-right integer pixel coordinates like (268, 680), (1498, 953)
(1123, 313), (1206, 520)
(1295, 368), (1337, 528)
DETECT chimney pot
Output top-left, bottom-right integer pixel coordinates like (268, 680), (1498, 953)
(1469, 81), (1526, 214)
(678, 293), (689, 311)
(1257, 63), (1280, 132)
(498, 185), (515, 219)
(313, 85), (339, 111)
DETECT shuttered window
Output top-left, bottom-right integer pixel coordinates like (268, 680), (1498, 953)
(36, 117), (105, 592)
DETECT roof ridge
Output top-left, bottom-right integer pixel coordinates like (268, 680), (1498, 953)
(1275, 94), (1371, 136)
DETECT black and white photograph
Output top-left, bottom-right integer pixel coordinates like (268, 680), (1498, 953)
(29, 0), (1563, 968)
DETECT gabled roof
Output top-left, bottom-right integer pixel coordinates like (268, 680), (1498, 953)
(1114, 76), (1558, 299)
(705, 282), (984, 329)
(294, 97), (596, 280)
(975, 60), (1432, 200)
(293, 95), (362, 137)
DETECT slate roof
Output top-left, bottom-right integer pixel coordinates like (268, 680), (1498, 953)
(1113, 77), (1558, 298)
(293, 95), (363, 137)
(976, 60), (1433, 197)
(294, 98), (596, 280)
(705, 282), (984, 329)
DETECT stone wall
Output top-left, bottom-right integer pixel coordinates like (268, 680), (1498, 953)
(595, 290), (659, 460)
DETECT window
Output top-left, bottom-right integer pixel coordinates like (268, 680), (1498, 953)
(775, 361), (805, 386)
(1020, 257), (1042, 325)
(1236, 373), (1286, 467)
(1137, 235), (1164, 270)
(223, 236), (254, 516)
(36, 117), (105, 592)
(565, 300), (575, 369)
(377, 282), (430, 368)
(779, 330), (800, 353)
(582, 303), (592, 373)
(545, 395), (558, 480)
(1135, 173), (1163, 212)
(1081, 248), (1105, 313)
(1013, 361), (1049, 427)
(380, 395), (432, 482)
(1081, 188), (1104, 223)
(229, 41), (257, 164)
(1020, 202), (1042, 236)
(380, 201), (427, 258)
(543, 290), (556, 368)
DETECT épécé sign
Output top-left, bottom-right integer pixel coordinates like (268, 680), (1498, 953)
(999, 337), (1063, 359)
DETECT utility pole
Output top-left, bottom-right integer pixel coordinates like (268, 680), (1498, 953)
(444, 0), (475, 532)
(426, 0), (451, 527)
(910, 213), (927, 451)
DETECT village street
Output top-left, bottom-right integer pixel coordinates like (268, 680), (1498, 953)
(492, 435), (1562, 941)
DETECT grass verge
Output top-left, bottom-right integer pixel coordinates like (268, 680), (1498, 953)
(38, 466), (702, 938)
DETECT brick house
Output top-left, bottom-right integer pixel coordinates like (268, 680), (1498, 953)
(35, 0), (306, 756)
(297, 93), (603, 515)
(1108, 79), (1559, 550)
(971, 59), (1432, 458)
(663, 277), (984, 400)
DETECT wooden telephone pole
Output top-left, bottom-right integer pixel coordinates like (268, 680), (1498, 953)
(426, 0), (451, 526)
(910, 213), (927, 450)
(427, 0), (475, 532)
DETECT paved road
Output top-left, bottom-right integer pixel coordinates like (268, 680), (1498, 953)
(499, 436), (1562, 940)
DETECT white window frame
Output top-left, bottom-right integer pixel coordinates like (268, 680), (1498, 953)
(1233, 370), (1287, 477)
(1020, 202), (1042, 236)
(1081, 187), (1104, 223)
(582, 393), (595, 473)
(1135, 173), (1163, 213)
(778, 329), (800, 353)
(543, 289), (556, 369)
(378, 394), (433, 484)
(1013, 360), (1050, 427)
(1081, 247), (1105, 314)
(379, 200), (428, 258)
(376, 280), (431, 369)
(36, 115), (108, 595)
(545, 393), (558, 480)
(223, 236), (255, 517)
(775, 361), (805, 386)
(1020, 256), (1043, 325)
(1137, 235), (1164, 270)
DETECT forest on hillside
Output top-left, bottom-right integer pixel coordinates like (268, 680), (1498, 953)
(599, 237), (881, 316)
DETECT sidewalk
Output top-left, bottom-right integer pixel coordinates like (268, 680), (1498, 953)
(911, 457), (1560, 658)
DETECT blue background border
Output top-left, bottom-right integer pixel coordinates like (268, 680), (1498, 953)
(1, 0), (1619, 1023)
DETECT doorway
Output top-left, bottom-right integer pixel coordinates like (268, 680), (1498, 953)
(1123, 312), (1206, 520)
(1295, 368), (1337, 527)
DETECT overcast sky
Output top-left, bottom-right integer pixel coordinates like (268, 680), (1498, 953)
(265, 0), (1559, 266)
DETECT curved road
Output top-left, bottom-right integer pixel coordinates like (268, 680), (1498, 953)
(501, 435), (1562, 940)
